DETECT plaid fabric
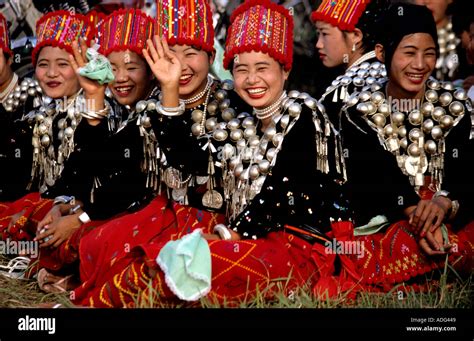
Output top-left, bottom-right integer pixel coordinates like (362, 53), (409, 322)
(311, 0), (370, 31)
(224, 0), (293, 71)
(354, 220), (474, 287)
(73, 196), (317, 307)
(98, 8), (155, 57)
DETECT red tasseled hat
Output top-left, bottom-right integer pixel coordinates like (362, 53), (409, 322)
(311, 0), (371, 32)
(155, 0), (215, 54)
(32, 10), (95, 65)
(98, 8), (155, 57)
(223, 0), (294, 71)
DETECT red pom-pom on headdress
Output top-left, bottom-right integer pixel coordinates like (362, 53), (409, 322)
(32, 10), (95, 65)
(223, 0), (294, 71)
(310, 0), (370, 32)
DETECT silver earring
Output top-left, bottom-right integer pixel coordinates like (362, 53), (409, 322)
(352, 43), (356, 52)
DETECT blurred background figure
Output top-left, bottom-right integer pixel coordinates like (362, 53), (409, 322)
(450, 0), (474, 98)
(398, 0), (474, 84)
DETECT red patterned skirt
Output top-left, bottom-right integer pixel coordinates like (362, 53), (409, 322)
(73, 197), (318, 307)
(73, 216), (474, 307)
(0, 192), (112, 276)
(354, 220), (474, 289)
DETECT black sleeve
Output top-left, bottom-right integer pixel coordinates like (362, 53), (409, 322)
(0, 105), (34, 201)
(45, 117), (152, 220)
(230, 107), (350, 239)
(84, 122), (151, 219)
(43, 118), (110, 206)
(340, 112), (420, 226)
(151, 110), (209, 176)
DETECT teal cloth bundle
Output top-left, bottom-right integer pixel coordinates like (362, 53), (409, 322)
(354, 215), (390, 236)
(78, 45), (115, 85)
(156, 229), (212, 301)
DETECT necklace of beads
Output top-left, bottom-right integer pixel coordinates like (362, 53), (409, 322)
(182, 76), (213, 105)
(253, 91), (287, 120)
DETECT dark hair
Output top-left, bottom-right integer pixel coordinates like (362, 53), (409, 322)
(346, 0), (390, 53)
(379, 3), (439, 73)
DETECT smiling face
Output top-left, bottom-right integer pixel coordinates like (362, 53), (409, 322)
(35, 46), (80, 99)
(232, 51), (289, 109)
(169, 45), (213, 101)
(315, 21), (353, 68)
(387, 33), (437, 100)
(108, 50), (153, 106)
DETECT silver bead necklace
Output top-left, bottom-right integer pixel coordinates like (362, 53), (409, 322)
(253, 91), (287, 120)
(182, 76), (213, 105)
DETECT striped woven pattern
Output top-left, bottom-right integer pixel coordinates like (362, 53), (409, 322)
(32, 10), (95, 64)
(311, 0), (370, 31)
(155, 0), (214, 53)
(98, 9), (155, 57)
(223, 0), (293, 71)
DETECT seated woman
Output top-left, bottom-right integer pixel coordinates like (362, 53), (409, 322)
(0, 10), (98, 244)
(337, 3), (474, 291)
(0, 10), (153, 279)
(0, 12), (31, 202)
(25, 9), (158, 280)
(69, 0), (412, 307)
(70, 0), (251, 301)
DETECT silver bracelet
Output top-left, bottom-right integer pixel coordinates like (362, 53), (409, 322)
(449, 200), (460, 220)
(213, 224), (232, 240)
(156, 100), (185, 117)
(81, 103), (111, 120)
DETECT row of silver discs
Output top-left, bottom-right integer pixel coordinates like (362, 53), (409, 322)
(3, 78), (42, 112)
(223, 91), (310, 221)
(141, 80), (235, 209)
(356, 79), (468, 180)
(435, 21), (460, 80)
(322, 60), (387, 102)
(32, 96), (82, 189)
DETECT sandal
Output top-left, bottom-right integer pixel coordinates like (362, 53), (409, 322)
(37, 268), (73, 293)
(0, 256), (31, 279)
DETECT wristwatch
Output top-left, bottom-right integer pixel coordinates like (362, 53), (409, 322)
(78, 211), (91, 224)
(70, 204), (91, 224)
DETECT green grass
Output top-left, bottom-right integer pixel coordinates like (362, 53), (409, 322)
(132, 271), (473, 308)
(1, 254), (472, 308)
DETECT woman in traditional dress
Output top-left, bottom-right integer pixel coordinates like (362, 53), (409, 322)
(0, 11), (97, 246)
(0, 12), (30, 202)
(330, 3), (474, 292)
(0, 10), (153, 281)
(70, 0), (359, 307)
